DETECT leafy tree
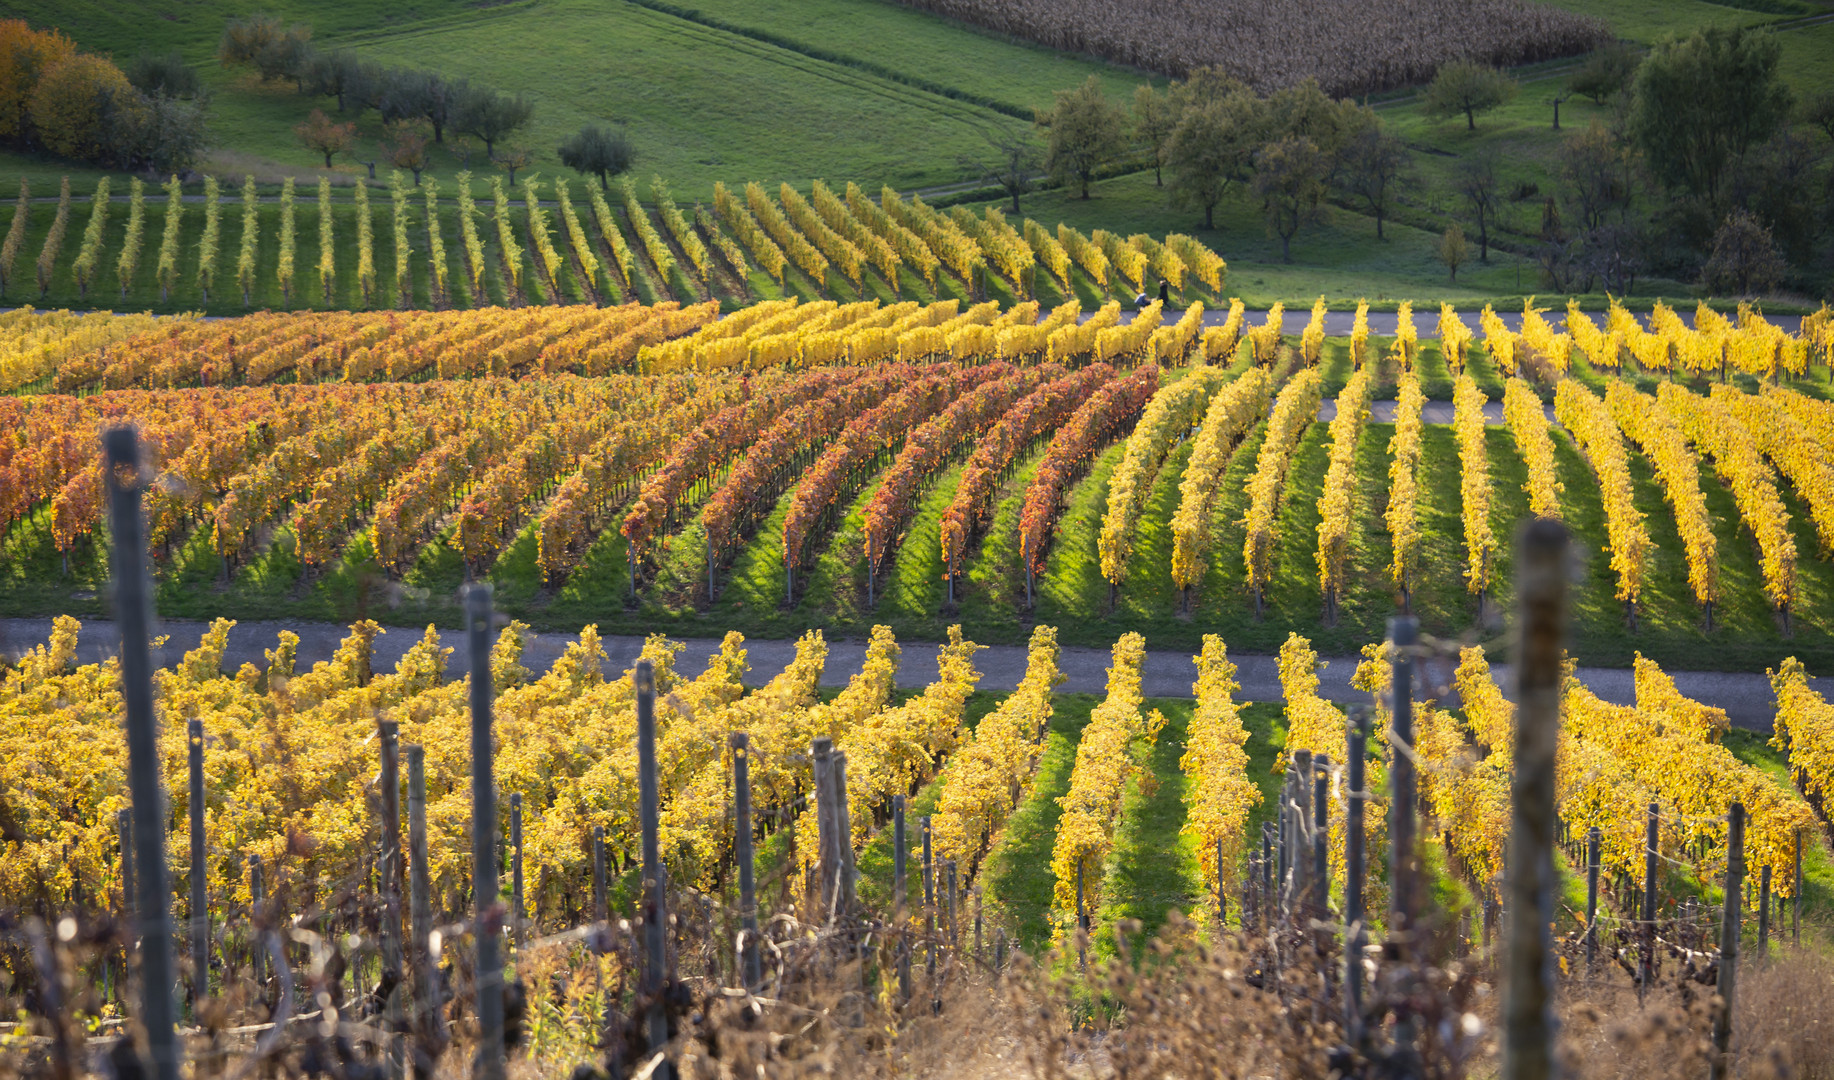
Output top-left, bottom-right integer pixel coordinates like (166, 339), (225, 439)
(30, 54), (142, 162)
(1267, 79), (1360, 163)
(127, 50), (199, 99)
(1700, 208), (1785, 295)
(383, 69), (464, 143)
(1569, 43), (1638, 106)
(1165, 90), (1260, 229)
(558, 124), (636, 190)
(458, 85), (533, 158)
(1559, 121), (1633, 231)
(1456, 151), (1502, 261)
(109, 92), (207, 174)
(1422, 61), (1517, 131)
(1338, 124), (1410, 239)
(1629, 27), (1792, 209)
(1036, 75), (1126, 199)
(495, 143), (534, 185)
(1438, 223), (1468, 282)
(219, 16), (313, 87)
(1132, 84), (1179, 187)
(1799, 89), (1834, 143)
(0, 21), (76, 141)
(1251, 135), (1328, 262)
(296, 108), (356, 167)
(385, 119), (432, 185)
(304, 49), (365, 112)
(966, 129), (1040, 214)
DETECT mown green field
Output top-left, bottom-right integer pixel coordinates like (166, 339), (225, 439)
(3, 0), (1827, 309)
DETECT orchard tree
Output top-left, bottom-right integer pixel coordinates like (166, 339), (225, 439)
(1700, 209), (1785, 295)
(296, 108), (356, 167)
(1252, 135), (1328, 262)
(1165, 89), (1261, 229)
(1036, 75), (1126, 199)
(1456, 151), (1502, 261)
(128, 50), (200, 99)
(559, 124), (635, 190)
(1423, 61), (1517, 131)
(1438, 223), (1469, 281)
(385, 118), (431, 185)
(495, 143), (534, 185)
(459, 85), (533, 159)
(0, 21), (76, 141)
(30, 54), (141, 162)
(1339, 124), (1410, 239)
(1570, 43), (1637, 106)
(1132, 84), (1179, 186)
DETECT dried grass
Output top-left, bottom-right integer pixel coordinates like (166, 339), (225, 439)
(894, 0), (1610, 96)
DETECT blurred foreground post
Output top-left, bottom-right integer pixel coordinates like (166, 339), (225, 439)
(1709, 803), (1746, 1080)
(733, 733), (761, 990)
(1502, 520), (1567, 1080)
(467, 585), (506, 1080)
(636, 658), (670, 1059)
(1585, 827), (1601, 969)
(893, 795), (910, 1002)
(188, 717), (208, 1005)
(1344, 710), (1367, 1044)
(106, 426), (178, 1080)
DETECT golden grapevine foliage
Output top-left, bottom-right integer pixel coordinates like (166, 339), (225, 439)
(1386, 367), (1423, 598)
(1453, 375), (1496, 596)
(1180, 635), (1260, 901)
(1607, 382), (1717, 610)
(1243, 368), (1323, 603)
(1501, 378), (1559, 519)
(1554, 381), (1648, 607)
(1169, 366), (1271, 593)
(1099, 366), (1227, 586)
(1315, 361), (1374, 612)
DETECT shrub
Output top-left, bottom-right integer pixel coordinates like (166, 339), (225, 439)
(29, 53), (143, 161)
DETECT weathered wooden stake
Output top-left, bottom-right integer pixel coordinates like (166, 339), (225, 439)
(1709, 803), (1746, 1080)
(635, 658), (670, 1061)
(1758, 864), (1772, 959)
(118, 809), (135, 926)
(467, 586), (506, 1080)
(834, 752), (856, 916)
(1345, 712), (1367, 1043)
(1642, 802), (1659, 998)
(188, 717), (209, 1006)
(1389, 615), (1418, 934)
(250, 855), (267, 1001)
(510, 793), (524, 951)
(1793, 827), (1803, 947)
(1585, 827), (1601, 969)
(893, 795), (910, 1002)
(922, 816), (936, 980)
(408, 744), (438, 1051)
(811, 737), (837, 920)
(732, 733), (761, 990)
(106, 426), (178, 1080)
(379, 719), (404, 1080)
(947, 860), (958, 948)
(592, 827), (607, 925)
(1502, 520), (1567, 1080)
(1312, 754), (1330, 923)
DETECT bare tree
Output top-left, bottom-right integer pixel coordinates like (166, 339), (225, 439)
(1457, 151), (1502, 261)
(1339, 125), (1410, 239)
(964, 129), (1041, 214)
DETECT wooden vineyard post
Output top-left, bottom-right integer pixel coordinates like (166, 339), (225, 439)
(635, 657), (671, 1062)
(510, 793), (525, 951)
(1075, 858), (1087, 971)
(893, 795), (910, 1003)
(811, 738), (835, 920)
(974, 887), (983, 962)
(1502, 520), (1567, 1080)
(1794, 828), (1803, 947)
(923, 816), (936, 981)
(1312, 754), (1330, 929)
(1345, 710), (1367, 1045)
(1709, 803), (1746, 1080)
(408, 744), (440, 1057)
(1389, 616), (1418, 935)
(249, 855), (267, 1004)
(1758, 865), (1772, 959)
(1585, 827), (1601, 969)
(118, 809), (135, 927)
(732, 733), (761, 991)
(593, 827), (607, 925)
(1277, 772), (1292, 918)
(835, 752), (856, 917)
(379, 719), (404, 1080)
(1261, 824), (1274, 922)
(1216, 835), (1227, 926)
(467, 585), (506, 1080)
(1244, 853), (1258, 932)
(1642, 802), (1659, 999)
(1292, 750), (1313, 914)
(188, 717), (208, 1006)
(106, 427), (178, 1080)
(947, 860), (958, 950)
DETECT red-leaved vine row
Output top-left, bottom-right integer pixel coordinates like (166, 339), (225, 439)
(861, 363), (1061, 573)
(783, 364), (1007, 572)
(938, 363), (1118, 576)
(1018, 366), (1160, 575)
(619, 368), (854, 555)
